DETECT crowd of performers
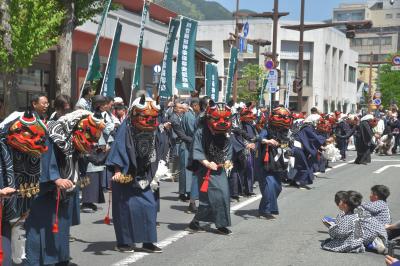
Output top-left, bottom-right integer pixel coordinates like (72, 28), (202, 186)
(0, 86), (399, 265)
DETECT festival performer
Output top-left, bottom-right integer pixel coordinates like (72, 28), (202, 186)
(335, 114), (355, 161)
(290, 113), (326, 189)
(187, 101), (233, 235)
(25, 110), (105, 265)
(106, 95), (167, 253)
(239, 103), (257, 196)
(314, 115), (334, 173)
(0, 110), (47, 266)
(255, 107), (292, 219)
(354, 114), (376, 165)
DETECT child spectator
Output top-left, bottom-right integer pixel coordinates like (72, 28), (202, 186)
(359, 185), (391, 225)
(321, 191), (365, 253)
(355, 185), (391, 254)
(322, 191), (347, 227)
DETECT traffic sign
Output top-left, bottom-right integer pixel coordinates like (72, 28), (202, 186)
(265, 60), (275, 70)
(239, 37), (245, 53)
(373, 98), (382, 105)
(267, 69), (278, 93)
(243, 22), (249, 38)
(153, 65), (161, 73)
(392, 54), (400, 66)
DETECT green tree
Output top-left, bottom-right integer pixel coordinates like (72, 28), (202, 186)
(379, 53), (400, 108)
(55, 0), (117, 96)
(0, 0), (64, 113)
(237, 63), (265, 103)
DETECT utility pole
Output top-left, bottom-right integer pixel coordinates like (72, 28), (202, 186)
(297, 0), (305, 112)
(272, 0), (279, 65)
(357, 52), (387, 113)
(282, 7), (372, 112)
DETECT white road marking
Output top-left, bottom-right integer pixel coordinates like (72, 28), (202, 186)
(373, 164), (400, 174)
(372, 159), (400, 162)
(112, 194), (263, 265)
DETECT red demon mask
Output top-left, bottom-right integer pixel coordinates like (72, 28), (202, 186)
(269, 107), (292, 130)
(72, 115), (105, 154)
(316, 118), (332, 134)
(240, 102), (256, 122)
(255, 112), (267, 131)
(7, 111), (47, 157)
(130, 95), (160, 132)
(206, 101), (232, 134)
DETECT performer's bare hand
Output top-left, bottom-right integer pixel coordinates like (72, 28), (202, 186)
(164, 122), (172, 129)
(55, 179), (74, 190)
(208, 162), (219, 171)
(246, 143), (256, 150)
(0, 187), (16, 197)
(385, 255), (398, 266)
(112, 171), (122, 181)
(263, 139), (279, 147)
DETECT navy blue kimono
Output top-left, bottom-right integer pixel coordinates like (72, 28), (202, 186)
(292, 125), (326, 186)
(0, 142), (14, 266)
(229, 131), (246, 198)
(335, 121), (354, 160)
(255, 128), (286, 215)
(241, 122), (257, 194)
(191, 126), (233, 228)
(106, 120), (165, 245)
(25, 140), (75, 265)
(179, 110), (196, 196)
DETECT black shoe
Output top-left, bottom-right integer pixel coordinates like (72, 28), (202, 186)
(156, 222), (160, 228)
(88, 203), (98, 211)
(179, 194), (189, 202)
(81, 203), (95, 213)
(187, 221), (205, 233)
(231, 196), (240, 202)
(141, 243), (162, 253)
(258, 213), (276, 220)
(186, 202), (198, 214)
(115, 245), (135, 253)
(216, 227), (232, 235)
(299, 185), (312, 190)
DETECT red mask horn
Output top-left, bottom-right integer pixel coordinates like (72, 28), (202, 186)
(72, 115), (105, 154)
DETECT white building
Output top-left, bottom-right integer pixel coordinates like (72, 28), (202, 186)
(197, 19), (359, 113)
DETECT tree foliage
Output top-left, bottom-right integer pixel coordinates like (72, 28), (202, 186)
(0, 0), (64, 72)
(379, 52), (400, 107)
(237, 63), (265, 103)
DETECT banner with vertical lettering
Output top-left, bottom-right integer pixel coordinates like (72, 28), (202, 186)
(225, 46), (238, 101)
(205, 63), (219, 102)
(158, 18), (180, 98)
(100, 21), (122, 98)
(129, 0), (150, 106)
(176, 17), (198, 92)
(79, 0), (112, 99)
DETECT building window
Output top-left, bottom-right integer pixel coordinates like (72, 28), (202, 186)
(385, 14), (393, 19)
(397, 13), (400, 18)
(348, 66), (356, 83)
(344, 64), (347, 82)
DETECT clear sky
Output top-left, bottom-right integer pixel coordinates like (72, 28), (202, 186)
(210, 0), (366, 22)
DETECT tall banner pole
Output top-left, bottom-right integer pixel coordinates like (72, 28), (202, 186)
(158, 18), (181, 99)
(225, 45), (238, 102)
(175, 16), (198, 93)
(99, 19), (122, 97)
(78, 0), (113, 99)
(129, 0), (150, 107)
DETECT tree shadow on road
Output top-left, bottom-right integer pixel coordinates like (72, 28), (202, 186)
(160, 196), (180, 201)
(233, 209), (259, 220)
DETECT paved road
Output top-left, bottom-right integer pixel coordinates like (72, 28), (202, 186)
(67, 152), (400, 266)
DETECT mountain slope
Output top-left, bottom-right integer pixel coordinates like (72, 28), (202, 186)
(154, 0), (233, 20)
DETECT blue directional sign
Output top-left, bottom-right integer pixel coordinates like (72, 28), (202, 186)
(243, 22), (249, 38)
(373, 98), (382, 105)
